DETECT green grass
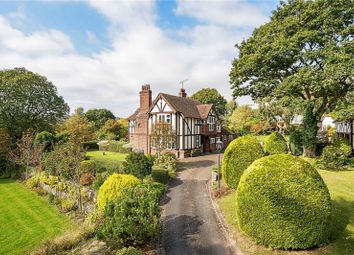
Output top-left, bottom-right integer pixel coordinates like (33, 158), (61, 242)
(218, 168), (354, 255)
(0, 178), (71, 255)
(86, 150), (128, 171)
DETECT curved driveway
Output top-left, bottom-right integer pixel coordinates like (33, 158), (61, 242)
(159, 154), (237, 255)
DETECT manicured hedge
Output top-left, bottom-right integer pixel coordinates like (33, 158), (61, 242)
(82, 141), (99, 151)
(264, 131), (288, 155)
(152, 168), (169, 183)
(97, 173), (140, 210)
(321, 139), (352, 168)
(221, 135), (263, 189)
(236, 154), (332, 249)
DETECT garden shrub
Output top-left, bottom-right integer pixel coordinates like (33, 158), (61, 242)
(321, 139), (352, 168)
(80, 172), (95, 186)
(236, 154), (332, 249)
(61, 198), (77, 212)
(264, 131), (288, 155)
(152, 168), (169, 183)
(97, 173), (140, 210)
(123, 152), (152, 179)
(221, 135), (263, 189)
(155, 152), (177, 170)
(98, 182), (163, 248)
(25, 176), (39, 189)
(116, 247), (144, 255)
(108, 140), (129, 153)
(35, 131), (56, 151)
(80, 160), (97, 175)
(289, 128), (303, 156)
(82, 141), (99, 151)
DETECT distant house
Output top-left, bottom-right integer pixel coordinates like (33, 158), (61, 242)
(335, 117), (354, 151)
(127, 85), (234, 158)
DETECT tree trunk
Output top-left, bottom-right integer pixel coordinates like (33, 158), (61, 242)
(302, 102), (321, 157)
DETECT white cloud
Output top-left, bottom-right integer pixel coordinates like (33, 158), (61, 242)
(0, 1), (270, 116)
(175, 0), (268, 27)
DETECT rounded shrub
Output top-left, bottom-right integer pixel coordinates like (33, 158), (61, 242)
(264, 131), (288, 155)
(221, 135), (263, 189)
(321, 139), (352, 168)
(80, 160), (97, 175)
(123, 152), (153, 179)
(97, 173), (140, 210)
(236, 154), (331, 249)
(98, 182), (163, 248)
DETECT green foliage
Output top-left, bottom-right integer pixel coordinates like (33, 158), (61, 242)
(116, 247), (144, 255)
(123, 152), (153, 179)
(0, 68), (69, 140)
(61, 199), (78, 213)
(98, 182), (163, 248)
(155, 152), (177, 171)
(96, 119), (128, 141)
(264, 131), (288, 155)
(190, 88), (227, 116)
(289, 128), (303, 156)
(236, 154), (332, 249)
(230, 0), (354, 156)
(59, 114), (95, 143)
(85, 108), (115, 130)
(228, 105), (260, 134)
(35, 131), (56, 151)
(97, 173), (140, 210)
(82, 141), (99, 151)
(320, 139), (352, 168)
(107, 140), (129, 153)
(330, 91), (354, 121)
(221, 135), (263, 189)
(152, 168), (169, 183)
(80, 160), (97, 175)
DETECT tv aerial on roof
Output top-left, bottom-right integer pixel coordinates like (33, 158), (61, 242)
(179, 79), (188, 89)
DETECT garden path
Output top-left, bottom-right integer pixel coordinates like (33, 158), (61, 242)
(159, 154), (239, 255)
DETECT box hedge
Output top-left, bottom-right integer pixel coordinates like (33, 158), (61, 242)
(152, 168), (169, 183)
(320, 139), (352, 168)
(221, 135), (263, 189)
(82, 141), (99, 151)
(236, 154), (331, 249)
(264, 131), (288, 155)
(97, 173), (140, 210)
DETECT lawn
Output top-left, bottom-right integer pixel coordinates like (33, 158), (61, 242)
(0, 178), (71, 255)
(218, 169), (354, 255)
(86, 150), (128, 172)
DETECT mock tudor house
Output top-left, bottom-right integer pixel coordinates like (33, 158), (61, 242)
(127, 85), (233, 158)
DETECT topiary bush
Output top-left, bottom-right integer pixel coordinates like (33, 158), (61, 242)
(320, 139), (352, 168)
(236, 154), (332, 249)
(264, 131), (288, 155)
(123, 152), (152, 179)
(152, 168), (169, 183)
(97, 173), (140, 210)
(289, 128), (303, 156)
(221, 135), (264, 189)
(98, 182), (163, 248)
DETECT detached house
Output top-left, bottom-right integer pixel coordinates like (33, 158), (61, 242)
(127, 85), (233, 158)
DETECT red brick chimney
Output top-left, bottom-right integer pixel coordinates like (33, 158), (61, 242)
(140, 84), (152, 113)
(179, 88), (187, 97)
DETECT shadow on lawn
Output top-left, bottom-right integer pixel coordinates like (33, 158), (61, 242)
(327, 197), (354, 254)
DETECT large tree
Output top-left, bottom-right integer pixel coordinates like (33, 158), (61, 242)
(0, 68), (69, 139)
(230, 0), (353, 156)
(85, 108), (115, 130)
(190, 88), (227, 116)
(59, 114), (95, 143)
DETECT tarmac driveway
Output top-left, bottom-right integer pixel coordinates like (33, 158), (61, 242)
(159, 154), (236, 255)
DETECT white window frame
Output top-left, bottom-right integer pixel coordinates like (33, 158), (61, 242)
(210, 137), (215, 144)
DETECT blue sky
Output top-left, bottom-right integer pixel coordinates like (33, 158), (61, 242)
(0, 0), (280, 117)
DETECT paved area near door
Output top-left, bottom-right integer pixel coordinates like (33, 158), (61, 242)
(160, 154), (236, 255)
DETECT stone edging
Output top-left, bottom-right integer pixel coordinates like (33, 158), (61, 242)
(206, 180), (244, 255)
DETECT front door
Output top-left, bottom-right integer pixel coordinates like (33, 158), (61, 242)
(202, 136), (209, 152)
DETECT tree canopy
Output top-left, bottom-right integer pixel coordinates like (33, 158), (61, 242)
(190, 88), (227, 116)
(85, 108), (116, 130)
(230, 0), (354, 156)
(0, 68), (69, 139)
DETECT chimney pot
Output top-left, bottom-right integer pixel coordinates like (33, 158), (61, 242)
(179, 88), (187, 97)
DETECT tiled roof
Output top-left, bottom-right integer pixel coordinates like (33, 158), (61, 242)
(127, 107), (140, 120)
(160, 93), (203, 119)
(196, 104), (213, 119)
